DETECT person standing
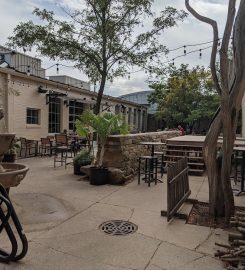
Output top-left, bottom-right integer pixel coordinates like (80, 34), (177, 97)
(178, 125), (185, 136)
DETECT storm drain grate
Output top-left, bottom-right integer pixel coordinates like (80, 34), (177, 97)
(99, 220), (138, 236)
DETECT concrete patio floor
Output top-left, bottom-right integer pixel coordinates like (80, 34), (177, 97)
(1, 157), (244, 270)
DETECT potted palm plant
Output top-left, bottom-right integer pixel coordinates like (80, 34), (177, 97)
(76, 110), (128, 185)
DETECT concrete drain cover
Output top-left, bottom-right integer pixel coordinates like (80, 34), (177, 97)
(99, 220), (138, 236)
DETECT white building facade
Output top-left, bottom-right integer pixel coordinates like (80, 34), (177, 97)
(0, 48), (147, 139)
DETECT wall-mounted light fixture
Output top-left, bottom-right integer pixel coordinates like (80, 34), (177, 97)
(38, 86), (48, 94)
(64, 100), (69, 107)
(121, 104), (126, 114)
(46, 91), (67, 105)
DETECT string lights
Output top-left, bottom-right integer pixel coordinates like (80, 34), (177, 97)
(1, 37), (232, 85)
(129, 44), (213, 74)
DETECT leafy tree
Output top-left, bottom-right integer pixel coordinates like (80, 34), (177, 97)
(148, 64), (219, 129)
(7, 1), (187, 114)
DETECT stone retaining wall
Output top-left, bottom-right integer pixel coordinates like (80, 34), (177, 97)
(102, 131), (179, 179)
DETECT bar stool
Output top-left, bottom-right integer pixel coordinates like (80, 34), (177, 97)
(53, 134), (74, 168)
(154, 151), (165, 177)
(39, 137), (54, 156)
(138, 155), (158, 187)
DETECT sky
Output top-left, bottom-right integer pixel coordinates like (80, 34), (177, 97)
(0, 0), (237, 97)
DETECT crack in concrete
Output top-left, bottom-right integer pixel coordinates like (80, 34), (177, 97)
(148, 263), (166, 270)
(136, 231), (213, 259)
(143, 241), (163, 270)
(194, 175), (207, 199)
(182, 254), (206, 268)
(194, 228), (213, 251)
(32, 241), (136, 270)
(128, 208), (135, 221)
(98, 187), (122, 202)
(100, 201), (161, 214)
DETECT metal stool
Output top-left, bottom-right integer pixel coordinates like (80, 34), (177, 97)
(154, 151), (165, 177)
(138, 156), (158, 186)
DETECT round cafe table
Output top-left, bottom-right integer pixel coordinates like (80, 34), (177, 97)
(139, 141), (166, 156)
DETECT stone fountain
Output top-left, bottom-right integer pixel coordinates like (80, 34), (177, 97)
(0, 108), (29, 188)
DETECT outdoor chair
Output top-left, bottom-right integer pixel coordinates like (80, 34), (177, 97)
(138, 155), (158, 187)
(53, 134), (76, 168)
(19, 137), (38, 158)
(39, 137), (54, 156)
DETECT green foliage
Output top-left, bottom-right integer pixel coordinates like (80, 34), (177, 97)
(73, 149), (94, 165)
(6, 138), (20, 155)
(76, 110), (128, 166)
(75, 117), (94, 153)
(148, 64), (220, 128)
(7, 1), (187, 113)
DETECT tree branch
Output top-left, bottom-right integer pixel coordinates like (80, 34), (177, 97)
(185, 0), (222, 96)
(220, 0), (236, 93)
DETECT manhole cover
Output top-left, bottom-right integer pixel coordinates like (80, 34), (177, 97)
(99, 220), (138, 236)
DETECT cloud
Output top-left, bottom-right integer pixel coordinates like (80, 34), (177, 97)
(105, 73), (149, 97)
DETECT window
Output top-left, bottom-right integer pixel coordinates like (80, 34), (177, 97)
(69, 101), (83, 131)
(26, 108), (40, 124)
(48, 97), (61, 133)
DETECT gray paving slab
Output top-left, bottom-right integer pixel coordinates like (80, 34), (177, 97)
(101, 180), (167, 212)
(130, 208), (211, 250)
(149, 241), (203, 270)
(196, 228), (230, 256)
(34, 230), (161, 270)
(0, 242), (129, 270)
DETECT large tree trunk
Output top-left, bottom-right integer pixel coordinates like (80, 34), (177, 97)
(187, 0), (245, 221)
(94, 74), (106, 115)
(203, 111), (227, 217)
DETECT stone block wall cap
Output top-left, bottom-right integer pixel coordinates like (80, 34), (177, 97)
(109, 130), (179, 139)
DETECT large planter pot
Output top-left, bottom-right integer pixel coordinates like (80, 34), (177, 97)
(90, 167), (108, 185)
(73, 160), (91, 175)
(0, 163), (29, 188)
(3, 154), (16, 163)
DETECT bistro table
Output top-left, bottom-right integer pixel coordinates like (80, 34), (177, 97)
(140, 141), (166, 156)
(139, 141), (166, 183)
(233, 146), (245, 196)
